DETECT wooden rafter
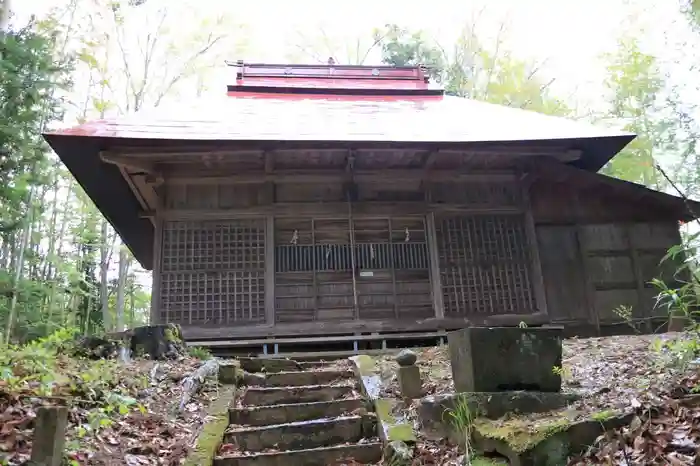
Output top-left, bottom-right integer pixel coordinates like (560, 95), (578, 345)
(100, 151), (157, 174)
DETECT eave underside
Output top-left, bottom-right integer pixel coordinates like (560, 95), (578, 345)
(44, 135), (696, 271)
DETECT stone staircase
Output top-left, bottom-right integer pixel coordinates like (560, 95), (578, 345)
(215, 360), (383, 465)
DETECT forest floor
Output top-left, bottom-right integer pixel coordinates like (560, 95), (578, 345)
(375, 331), (700, 465)
(0, 336), (216, 466)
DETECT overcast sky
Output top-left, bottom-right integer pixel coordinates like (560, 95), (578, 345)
(14, 0), (693, 110)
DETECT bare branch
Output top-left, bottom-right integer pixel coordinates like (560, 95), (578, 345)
(152, 32), (224, 107)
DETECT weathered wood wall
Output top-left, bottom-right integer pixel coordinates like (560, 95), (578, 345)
(141, 149), (686, 338)
(531, 178), (682, 329)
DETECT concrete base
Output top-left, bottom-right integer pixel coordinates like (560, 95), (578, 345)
(447, 326), (563, 393)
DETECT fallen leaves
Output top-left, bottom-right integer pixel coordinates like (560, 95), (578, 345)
(376, 331), (700, 464)
(0, 354), (217, 466)
(572, 394), (700, 465)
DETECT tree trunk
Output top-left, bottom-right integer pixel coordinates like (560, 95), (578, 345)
(0, 0), (11, 33)
(4, 185), (35, 345)
(100, 220), (110, 332)
(115, 247), (129, 332)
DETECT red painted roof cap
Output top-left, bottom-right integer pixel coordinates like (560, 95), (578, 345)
(226, 61), (441, 97)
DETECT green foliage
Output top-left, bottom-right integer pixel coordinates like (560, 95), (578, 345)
(599, 35), (666, 187)
(0, 22), (72, 232)
(445, 394), (478, 462)
(376, 24), (572, 117)
(0, 328), (146, 441)
(551, 365), (572, 381)
(188, 346), (212, 360)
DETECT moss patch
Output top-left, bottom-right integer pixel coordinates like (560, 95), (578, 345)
(474, 416), (570, 454)
(351, 354), (376, 376)
(350, 356), (416, 445)
(183, 385), (236, 466)
(373, 393), (416, 443)
(590, 410), (617, 422)
(472, 457), (508, 466)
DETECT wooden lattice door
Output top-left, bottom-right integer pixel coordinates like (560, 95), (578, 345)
(435, 214), (536, 317)
(159, 219), (266, 326)
(274, 216), (433, 324)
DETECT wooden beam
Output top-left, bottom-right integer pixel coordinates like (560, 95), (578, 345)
(118, 167), (155, 227)
(162, 169), (519, 185)
(100, 151), (157, 173)
(140, 202), (523, 220)
(179, 313), (551, 339)
(107, 144), (580, 159)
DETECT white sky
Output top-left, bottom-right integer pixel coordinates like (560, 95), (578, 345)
(11, 0), (698, 282)
(14, 0), (691, 113)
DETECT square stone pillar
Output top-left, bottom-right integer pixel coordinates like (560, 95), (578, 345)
(447, 326), (563, 393)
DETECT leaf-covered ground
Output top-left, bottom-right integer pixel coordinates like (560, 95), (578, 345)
(0, 336), (217, 465)
(375, 331), (700, 465)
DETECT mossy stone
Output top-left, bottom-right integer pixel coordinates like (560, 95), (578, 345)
(395, 349), (418, 367)
(183, 385), (236, 466)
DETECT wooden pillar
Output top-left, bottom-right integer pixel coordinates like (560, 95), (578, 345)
(521, 177), (548, 317)
(626, 223), (649, 330)
(264, 215), (275, 326)
(573, 193), (599, 333)
(426, 212), (445, 318)
(150, 187), (164, 325)
(30, 406), (68, 466)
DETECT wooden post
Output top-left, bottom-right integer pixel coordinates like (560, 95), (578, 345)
(521, 177), (548, 317)
(572, 193), (599, 333)
(264, 215), (275, 326)
(30, 406), (68, 466)
(150, 186), (164, 325)
(426, 212), (445, 318)
(626, 224), (649, 331)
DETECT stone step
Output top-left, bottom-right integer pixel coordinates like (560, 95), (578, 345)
(214, 442), (384, 466)
(230, 398), (367, 426)
(263, 370), (355, 387)
(238, 357), (302, 374)
(241, 384), (358, 406)
(224, 415), (377, 452)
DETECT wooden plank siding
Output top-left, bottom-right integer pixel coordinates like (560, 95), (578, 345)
(530, 177), (683, 330)
(145, 153), (685, 340)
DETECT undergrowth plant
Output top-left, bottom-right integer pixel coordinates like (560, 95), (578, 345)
(188, 345), (212, 360)
(613, 227), (700, 370)
(445, 394), (477, 465)
(0, 327), (146, 443)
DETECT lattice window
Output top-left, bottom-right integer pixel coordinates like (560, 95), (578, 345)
(159, 219), (266, 326)
(161, 220), (265, 272)
(159, 271), (265, 325)
(436, 215), (535, 317)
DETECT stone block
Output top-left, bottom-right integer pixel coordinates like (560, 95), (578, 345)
(30, 406), (68, 466)
(447, 326), (563, 393)
(418, 391), (581, 440)
(397, 365), (422, 399)
(218, 363), (239, 385)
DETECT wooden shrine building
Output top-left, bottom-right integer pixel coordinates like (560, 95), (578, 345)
(44, 62), (700, 350)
